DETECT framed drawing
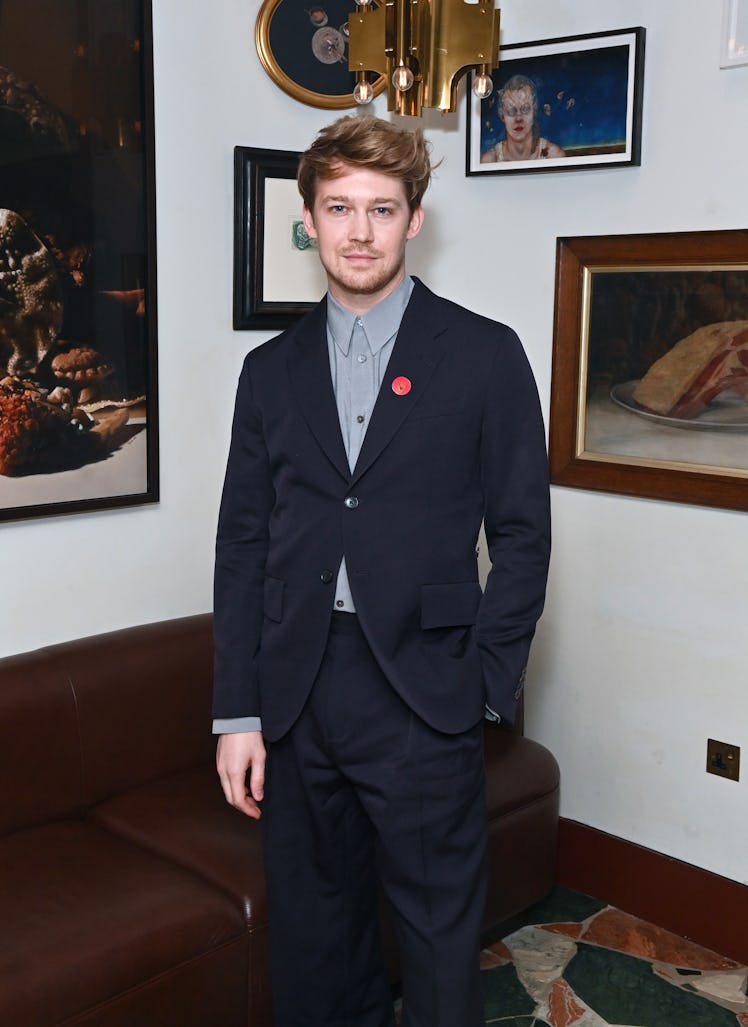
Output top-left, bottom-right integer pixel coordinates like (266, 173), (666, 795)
(466, 27), (645, 176)
(234, 146), (327, 331)
(720, 0), (748, 67)
(255, 0), (385, 109)
(549, 230), (748, 512)
(0, 0), (158, 522)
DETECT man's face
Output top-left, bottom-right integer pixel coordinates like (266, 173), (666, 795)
(302, 165), (423, 311)
(499, 88), (535, 143)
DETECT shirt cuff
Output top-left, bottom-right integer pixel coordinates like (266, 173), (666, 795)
(212, 716), (262, 734)
(484, 704), (501, 724)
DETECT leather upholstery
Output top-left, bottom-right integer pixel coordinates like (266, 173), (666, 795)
(0, 614), (559, 1026)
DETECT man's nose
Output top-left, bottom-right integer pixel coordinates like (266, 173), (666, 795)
(348, 209), (374, 241)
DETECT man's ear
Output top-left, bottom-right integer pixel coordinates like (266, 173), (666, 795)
(302, 204), (317, 239)
(406, 205), (424, 241)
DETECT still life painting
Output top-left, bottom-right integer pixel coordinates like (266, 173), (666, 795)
(0, 0), (157, 521)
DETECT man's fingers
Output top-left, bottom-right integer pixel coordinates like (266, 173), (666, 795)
(249, 752), (265, 802)
(219, 767), (262, 819)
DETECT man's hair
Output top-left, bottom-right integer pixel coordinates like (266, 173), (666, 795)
(297, 115), (432, 214)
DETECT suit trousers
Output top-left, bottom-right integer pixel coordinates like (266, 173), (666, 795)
(262, 612), (488, 1027)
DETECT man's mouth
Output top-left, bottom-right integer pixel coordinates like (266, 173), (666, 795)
(343, 251), (378, 263)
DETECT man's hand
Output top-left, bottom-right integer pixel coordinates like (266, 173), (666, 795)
(216, 730), (266, 820)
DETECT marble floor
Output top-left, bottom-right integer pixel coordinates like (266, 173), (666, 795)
(395, 886), (748, 1026)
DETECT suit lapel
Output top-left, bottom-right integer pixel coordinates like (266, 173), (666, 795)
(350, 279), (447, 487)
(288, 299), (351, 483)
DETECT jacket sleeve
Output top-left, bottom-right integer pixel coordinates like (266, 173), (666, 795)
(212, 355), (275, 720)
(476, 328), (551, 726)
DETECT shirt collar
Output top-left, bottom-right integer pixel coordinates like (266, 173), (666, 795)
(327, 276), (414, 357)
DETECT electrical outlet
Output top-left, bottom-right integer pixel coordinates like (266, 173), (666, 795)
(706, 739), (740, 782)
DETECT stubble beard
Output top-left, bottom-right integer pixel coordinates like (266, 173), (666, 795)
(324, 249), (406, 299)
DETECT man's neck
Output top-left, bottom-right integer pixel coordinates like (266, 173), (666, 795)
(504, 135), (538, 160)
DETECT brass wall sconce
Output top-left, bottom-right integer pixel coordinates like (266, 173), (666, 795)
(348, 0), (500, 115)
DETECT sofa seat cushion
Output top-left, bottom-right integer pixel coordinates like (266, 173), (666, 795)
(91, 768), (267, 931)
(483, 729), (560, 819)
(0, 820), (244, 1027)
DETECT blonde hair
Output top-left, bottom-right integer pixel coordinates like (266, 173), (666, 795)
(298, 116), (432, 215)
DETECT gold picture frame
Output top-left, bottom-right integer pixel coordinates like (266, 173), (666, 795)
(256, 0), (385, 109)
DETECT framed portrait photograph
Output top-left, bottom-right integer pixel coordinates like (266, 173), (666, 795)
(233, 146), (327, 331)
(549, 230), (748, 513)
(0, 0), (158, 523)
(466, 27), (645, 176)
(255, 0), (385, 109)
(720, 0), (748, 67)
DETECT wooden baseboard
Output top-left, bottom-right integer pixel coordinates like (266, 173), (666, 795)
(557, 818), (748, 966)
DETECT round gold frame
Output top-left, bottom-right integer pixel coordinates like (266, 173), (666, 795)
(255, 0), (386, 110)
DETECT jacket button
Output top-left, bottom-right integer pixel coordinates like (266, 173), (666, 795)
(320, 570), (334, 584)
(344, 496), (359, 509)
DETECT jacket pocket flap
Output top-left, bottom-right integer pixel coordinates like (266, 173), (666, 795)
(420, 581), (482, 629)
(263, 576), (284, 622)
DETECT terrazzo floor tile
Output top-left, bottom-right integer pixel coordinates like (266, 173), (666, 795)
(477, 886), (747, 1026)
(581, 908), (742, 971)
(393, 886), (747, 1025)
(565, 944), (739, 1027)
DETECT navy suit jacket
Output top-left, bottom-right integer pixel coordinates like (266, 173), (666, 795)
(212, 278), (550, 742)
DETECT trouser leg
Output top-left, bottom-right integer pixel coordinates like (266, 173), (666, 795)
(262, 628), (394, 1026)
(372, 716), (487, 1027)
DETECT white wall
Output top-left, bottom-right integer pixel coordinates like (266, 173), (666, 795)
(3, 0), (747, 884)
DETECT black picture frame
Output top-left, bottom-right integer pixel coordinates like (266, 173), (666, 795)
(233, 146), (326, 331)
(549, 229), (748, 513)
(0, 0), (159, 522)
(466, 27), (645, 176)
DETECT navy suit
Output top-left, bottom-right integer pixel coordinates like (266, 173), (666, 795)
(213, 277), (550, 1025)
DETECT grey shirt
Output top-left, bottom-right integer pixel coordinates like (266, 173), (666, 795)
(327, 277), (414, 612)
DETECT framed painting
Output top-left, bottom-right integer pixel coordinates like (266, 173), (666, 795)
(721, 0), (748, 67)
(233, 146), (327, 330)
(255, 0), (385, 109)
(549, 230), (748, 512)
(466, 27), (645, 176)
(0, 0), (158, 522)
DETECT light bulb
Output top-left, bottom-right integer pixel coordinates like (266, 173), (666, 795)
(472, 73), (493, 100)
(392, 65), (414, 91)
(353, 79), (374, 105)
(355, 0), (372, 7)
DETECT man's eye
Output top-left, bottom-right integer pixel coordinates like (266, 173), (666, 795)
(330, 205), (347, 213)
(374, 207), (392, 216)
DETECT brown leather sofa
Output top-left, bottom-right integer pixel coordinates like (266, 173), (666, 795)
(0, 614), (559, 1027)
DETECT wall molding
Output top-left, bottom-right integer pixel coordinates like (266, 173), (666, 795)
(557, 819), (748, 965)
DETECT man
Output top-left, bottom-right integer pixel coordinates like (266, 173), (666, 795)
(213, 115), (550, 1027)
(480, 74), (565, 163)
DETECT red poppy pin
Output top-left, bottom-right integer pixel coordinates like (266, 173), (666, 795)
(391, 376), (411, 396)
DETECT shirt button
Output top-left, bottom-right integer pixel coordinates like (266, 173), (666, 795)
(356, 415), (365, 423)
(335, 600), (345, 608)
(344, 496), (359, 509)
(356, 318), (363, 327)
(320, 570), (334, 584)
(357, 353), (367, 363)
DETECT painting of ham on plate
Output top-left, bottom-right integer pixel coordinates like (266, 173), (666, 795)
(549, 229), (748, 512)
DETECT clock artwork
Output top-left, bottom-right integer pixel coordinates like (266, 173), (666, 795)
(255, 0), (385, 108)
